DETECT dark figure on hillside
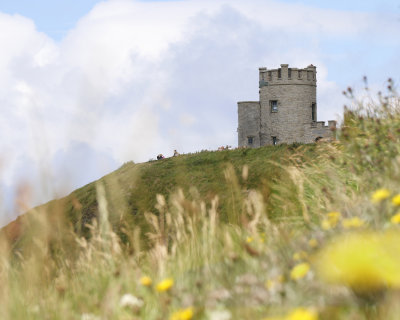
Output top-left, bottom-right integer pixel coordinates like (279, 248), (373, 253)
(157, 154), (165, 160)
(173, 149), (180, 157)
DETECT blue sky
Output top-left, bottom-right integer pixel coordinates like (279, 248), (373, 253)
(0, 0), (100, 40)
(281, 0), (399, 12)
(1, 0), (399, 40)
(0, 0), (399, 225)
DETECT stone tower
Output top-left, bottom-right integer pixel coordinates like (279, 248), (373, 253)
(238, 64), (336, 148)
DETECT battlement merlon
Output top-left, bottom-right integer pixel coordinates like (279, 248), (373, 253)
(259, 64), (317, 88)
(311, 120), (337, 130)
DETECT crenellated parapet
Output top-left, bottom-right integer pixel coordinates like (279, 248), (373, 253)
(307, 120), (337, 142)
(259, 64), (317, 88)
(312, 121), (327, 129)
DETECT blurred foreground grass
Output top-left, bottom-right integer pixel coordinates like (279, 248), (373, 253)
(1, 86), (400, 319)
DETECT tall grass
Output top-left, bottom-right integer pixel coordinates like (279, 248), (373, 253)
(1, 85), (400, 319)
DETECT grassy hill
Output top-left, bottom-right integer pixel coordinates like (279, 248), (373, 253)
(4, 143), (320, 249)
(2, 90), (400, 319)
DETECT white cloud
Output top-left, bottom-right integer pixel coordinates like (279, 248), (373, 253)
(180, 113), (197, 126)
(0, 0), (397, 225)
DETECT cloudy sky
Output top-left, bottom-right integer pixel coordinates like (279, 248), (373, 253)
(0, 0), (399, 225)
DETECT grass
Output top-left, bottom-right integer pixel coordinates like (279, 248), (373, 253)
(1, 85), (400, 319)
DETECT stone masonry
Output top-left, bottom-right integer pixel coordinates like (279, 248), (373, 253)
(238, 64), (336, 148)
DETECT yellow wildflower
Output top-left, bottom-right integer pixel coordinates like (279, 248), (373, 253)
(390, 212), (400, 224)
(266, 274), (285, 290)
(290, 263), (310, 280)
(392, 194), (400, 206)
(287, 308), (318, 320)
(277, 274), (285, 283)
(265, 279), (275, 290)
(308, 238), (318, 248)
(140, 276), (152, 286)
(371, 188), (390, 203)
(170, 307), (194, 320)
(293, 251), (308, 261)
(321, 219), (331, 230)
(156, 278), (174, 292)
(314, 231), (400, 293)
(327, 211), (341, 220)
(246, 237), (253, 243)
(321, 211), (341, 230)
(342, 217), (364, 229)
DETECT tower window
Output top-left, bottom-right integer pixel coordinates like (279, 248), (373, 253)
(272, 136), (277, 145)
(278, 68), (281, 79)
(298, 70), (302, 79)
(247, 136), (254, 145)
(311, 103), (316, 121)
(268, 71), (272, 80)
(288, 68), (292, 78)
(270, 100), (278, 112)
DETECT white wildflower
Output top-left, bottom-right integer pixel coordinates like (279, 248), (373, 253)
(119, 293), (144, 308)
(207, 309), (231, 320)
(81, 314), (100, 320)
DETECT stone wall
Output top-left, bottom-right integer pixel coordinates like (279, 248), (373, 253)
(237, 101), (261, 148)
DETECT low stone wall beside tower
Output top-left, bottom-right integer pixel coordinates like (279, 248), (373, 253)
(237, 101), (261, 148)
(238, 64), (336, 148)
